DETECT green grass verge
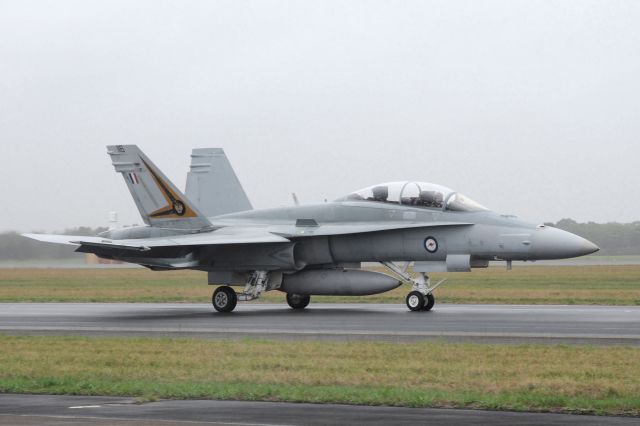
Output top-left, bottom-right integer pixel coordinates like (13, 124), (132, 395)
(0, 335), (639, 416)
(1, 265), (640, 305)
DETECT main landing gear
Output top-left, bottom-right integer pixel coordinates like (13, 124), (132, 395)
(381, 261), (446, 312)
(211, 270), (314, 313)
(212, 270), (273, 313)
(286, 293), (311, 310)
(212, 286), (237, 313)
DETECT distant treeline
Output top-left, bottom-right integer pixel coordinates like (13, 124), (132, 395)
(0, 220), (638, 261)
(0, 227), (107, 261)
(548, 219), (640, 256)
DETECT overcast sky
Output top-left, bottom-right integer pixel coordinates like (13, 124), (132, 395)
(1, 0), (639, 232)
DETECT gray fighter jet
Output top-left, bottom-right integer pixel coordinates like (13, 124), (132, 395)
(24, 145), (599, 312)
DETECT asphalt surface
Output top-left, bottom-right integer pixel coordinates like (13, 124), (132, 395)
(0, 394), (637, 426)
(1, 306), (639, 424)
(1, 302), (639, 345)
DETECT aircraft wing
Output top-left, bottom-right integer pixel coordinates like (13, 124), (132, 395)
(267, 221), (473, 238)
(23, 221), (468, 251)
(22, 230), (290, 250)
(22, 233), (110, 246)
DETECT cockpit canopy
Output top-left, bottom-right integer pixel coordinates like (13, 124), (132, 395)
(335, 181), (488, 212)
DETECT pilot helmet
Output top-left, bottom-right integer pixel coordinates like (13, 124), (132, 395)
(419, 190), (436, 203)
(372, 186), (389, 200)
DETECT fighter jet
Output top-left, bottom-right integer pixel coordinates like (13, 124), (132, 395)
(24, 145), (599, 312)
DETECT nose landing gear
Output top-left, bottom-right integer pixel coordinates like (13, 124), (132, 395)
(381, 261), (446, 312)
(406, 290), (436, 311)
(406, 291), (425, 311)
(424, 293), (435, 311)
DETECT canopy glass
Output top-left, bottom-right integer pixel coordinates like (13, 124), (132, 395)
(336, 181), (488, 212)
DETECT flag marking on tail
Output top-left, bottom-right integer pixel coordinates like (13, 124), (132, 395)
(128, 172), (139, 185)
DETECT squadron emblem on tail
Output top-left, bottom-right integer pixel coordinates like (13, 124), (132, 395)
(142, 159), (191, 218)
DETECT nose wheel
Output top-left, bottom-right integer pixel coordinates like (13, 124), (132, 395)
(406, 291), (435, 311)
(424, 293), (435, 311)
(406, 291), (424, 311)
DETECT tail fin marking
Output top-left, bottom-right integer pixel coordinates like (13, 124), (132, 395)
(107, 145), (211, 231)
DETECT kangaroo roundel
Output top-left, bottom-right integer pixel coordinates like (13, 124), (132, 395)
(424, 236), (438, 253)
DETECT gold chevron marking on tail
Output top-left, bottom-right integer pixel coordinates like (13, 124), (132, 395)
(142, 159), (197, 219)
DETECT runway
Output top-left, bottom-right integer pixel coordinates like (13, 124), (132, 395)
(1, 303), (639, 344)
(0, 394), (637, 426)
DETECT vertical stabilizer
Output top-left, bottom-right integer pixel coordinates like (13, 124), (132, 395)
(185, 148), (252, 217)
(107, 145), (212, 230)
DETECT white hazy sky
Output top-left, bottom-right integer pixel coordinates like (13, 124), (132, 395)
(1, 0), (639, 232)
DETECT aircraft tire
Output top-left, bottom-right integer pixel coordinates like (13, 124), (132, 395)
(212, 286), (237, 313)
(423, 293), (435, 311)
(406, 291), (425, 312)
(286, 293), (310, 310)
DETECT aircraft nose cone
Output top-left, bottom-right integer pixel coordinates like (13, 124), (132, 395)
(582, 239), (600, 255)
(532, 227), (599, 260)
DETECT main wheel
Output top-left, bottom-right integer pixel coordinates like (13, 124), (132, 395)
(286, 293), (310, 310)
(423, 293), (435, 311)
(212, 286), (237, 313)
(406, 291), (425, 312)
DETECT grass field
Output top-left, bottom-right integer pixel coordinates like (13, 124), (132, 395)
(1, 265), (639, 305)
(0, 334), (638, 416)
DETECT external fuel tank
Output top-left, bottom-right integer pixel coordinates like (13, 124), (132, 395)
(280, 269), (401, 296)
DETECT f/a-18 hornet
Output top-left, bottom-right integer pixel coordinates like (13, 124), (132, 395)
(25, 145), (599, 312)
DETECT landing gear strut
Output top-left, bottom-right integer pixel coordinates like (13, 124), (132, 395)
(381, 261), (446, 312)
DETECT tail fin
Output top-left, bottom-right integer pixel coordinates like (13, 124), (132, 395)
(107, 145), (212, 231)
(185, 148), (252, 217)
